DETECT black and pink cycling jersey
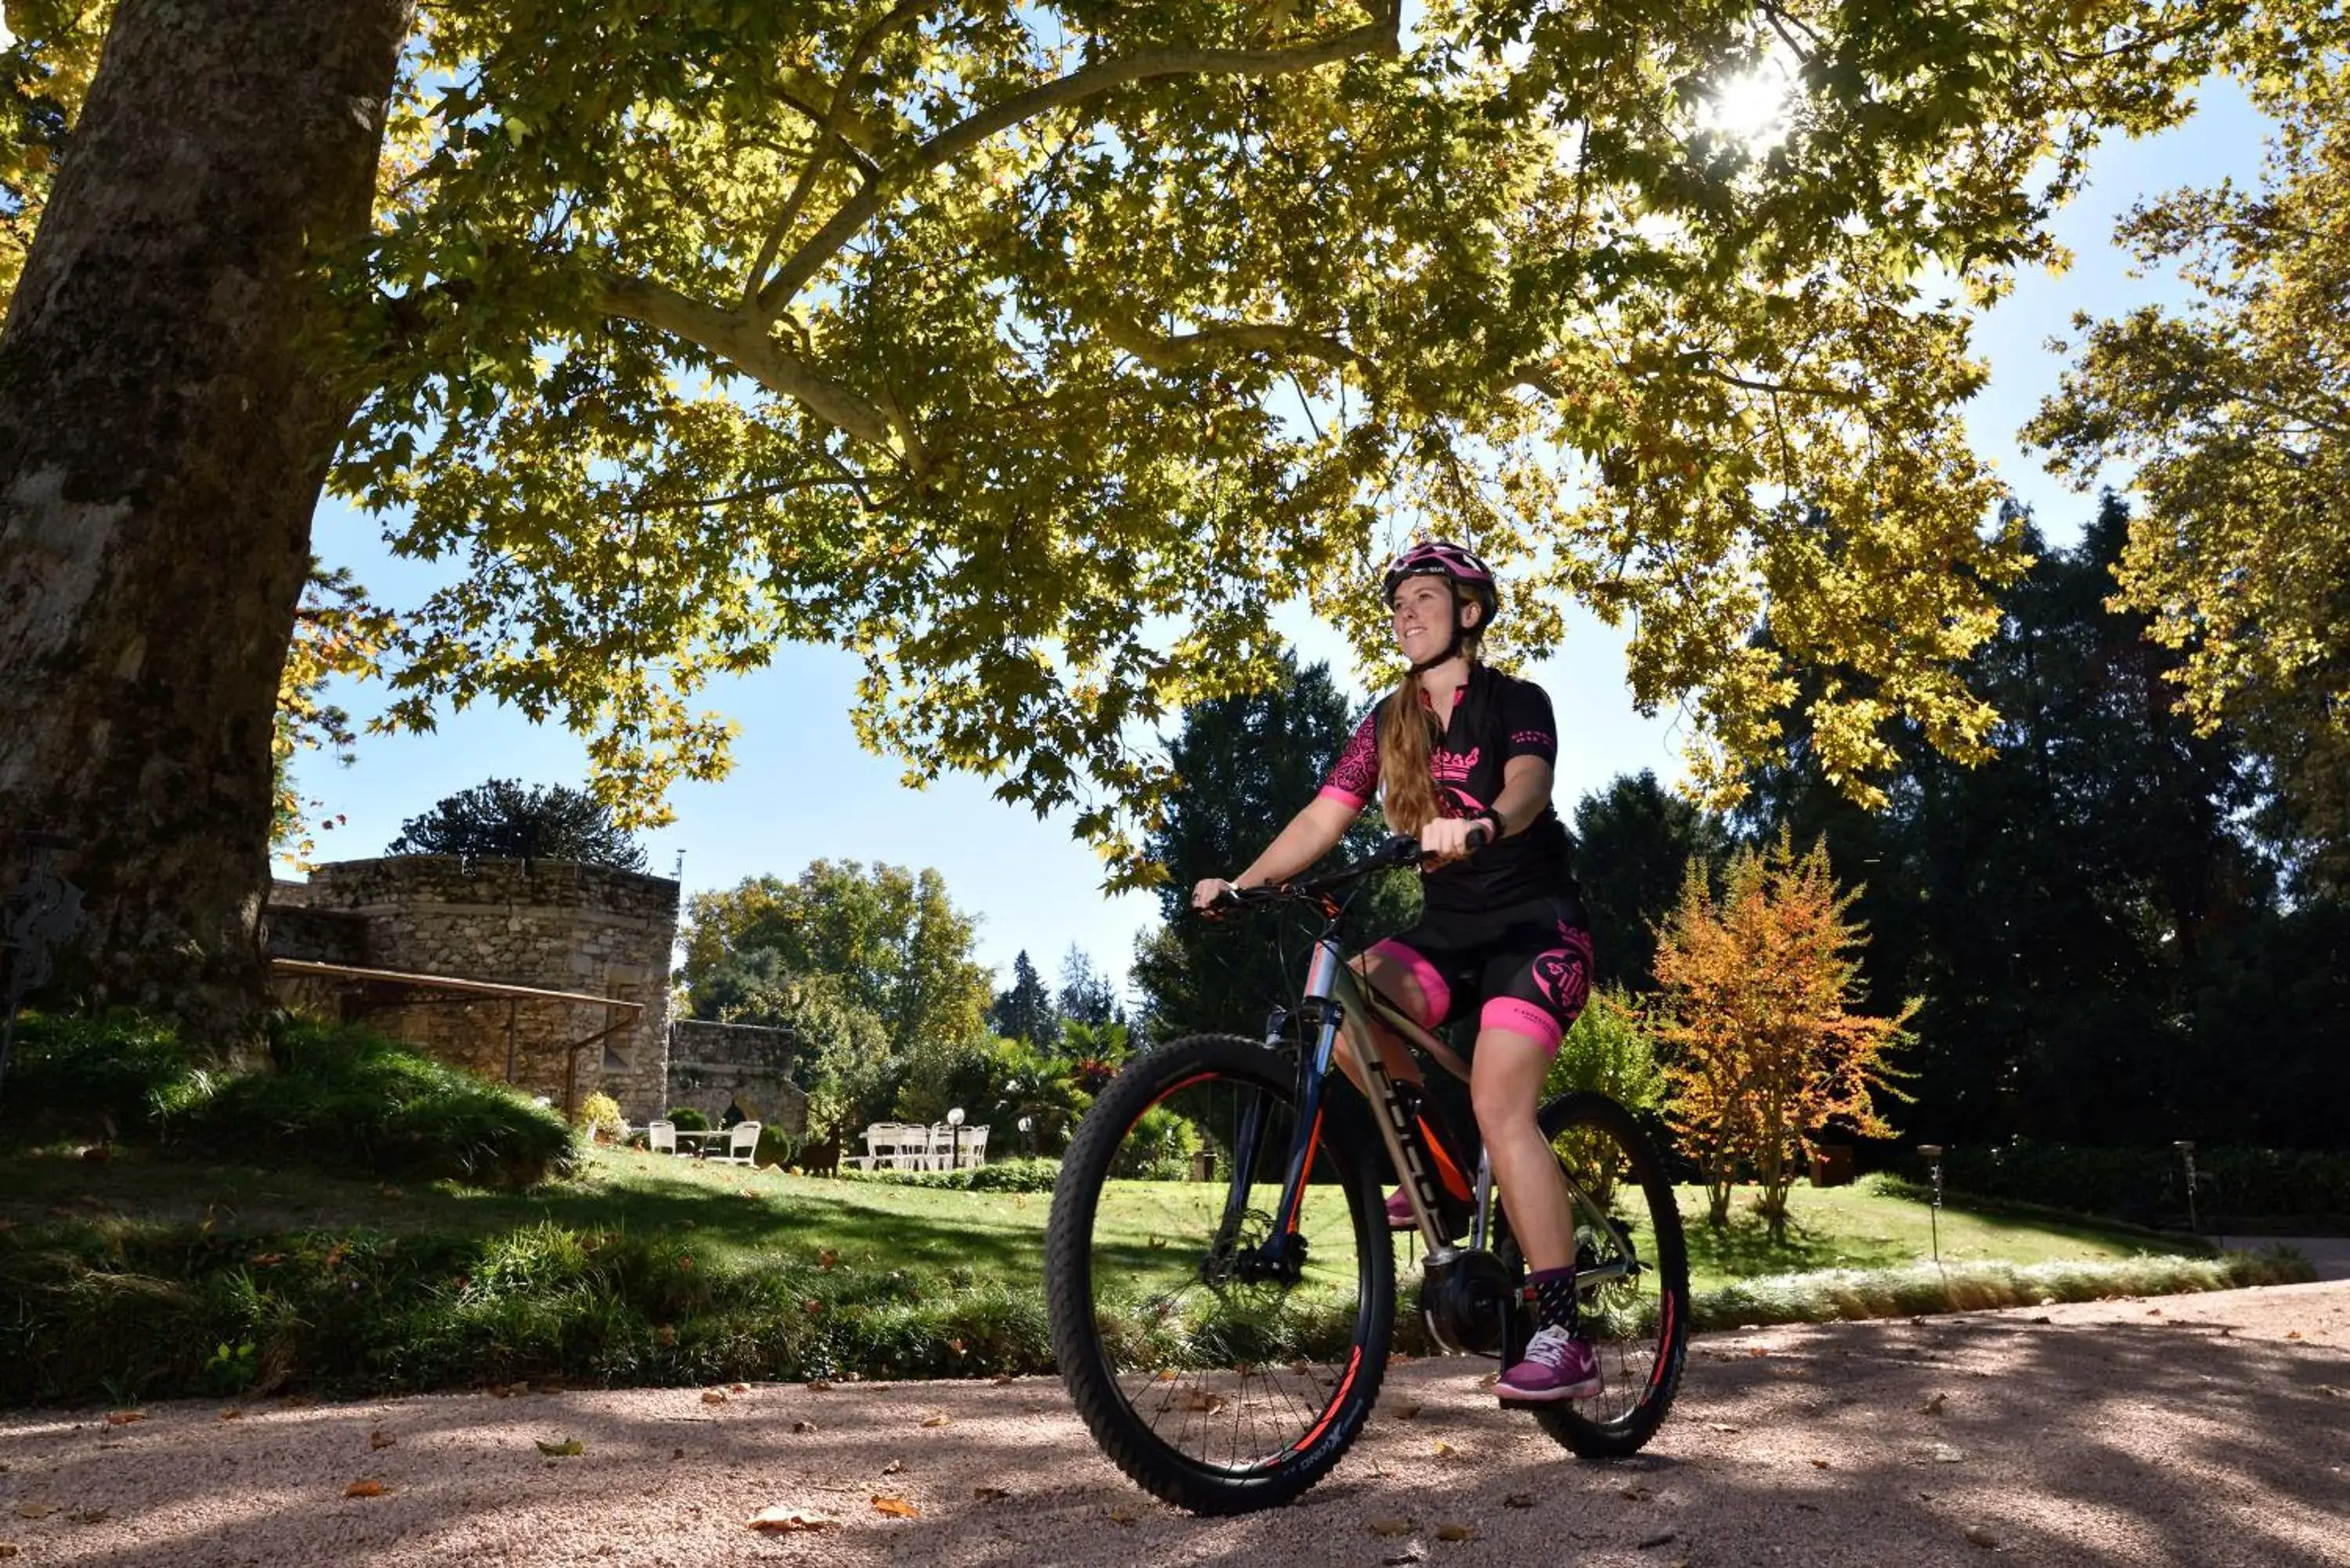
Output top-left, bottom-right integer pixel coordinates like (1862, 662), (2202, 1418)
(1319, 663), (1591, 1054)
(1318, 663), (1577, 917)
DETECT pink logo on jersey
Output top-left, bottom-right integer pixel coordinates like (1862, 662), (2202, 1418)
(1432, 745), (1480, 782)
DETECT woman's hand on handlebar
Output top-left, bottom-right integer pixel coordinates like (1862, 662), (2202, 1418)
(1191, 876), (1239, 911)
(1415, 815), (1490, 865)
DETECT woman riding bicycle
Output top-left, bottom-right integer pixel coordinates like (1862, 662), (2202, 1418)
(1190, 540), (1600, 1404)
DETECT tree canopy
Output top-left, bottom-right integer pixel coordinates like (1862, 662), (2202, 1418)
(2026, 19), (2350, 892)
(678, 859), (991, 1057)
(385, 777), (649, 869)
(0, 0), (2307, 1033)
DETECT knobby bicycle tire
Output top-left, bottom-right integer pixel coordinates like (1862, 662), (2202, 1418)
(1524, 1089), (1692, 1458)
(1046, 1033), (1394, 1514)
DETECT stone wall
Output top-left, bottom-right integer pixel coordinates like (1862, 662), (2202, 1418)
(266, 856), (678, 1120)
(667, 1019), (809, 1136)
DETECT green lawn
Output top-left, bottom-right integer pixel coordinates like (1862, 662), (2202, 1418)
(1676, 1177), (2184, 1294)
(1, 1143), (2189, 1291)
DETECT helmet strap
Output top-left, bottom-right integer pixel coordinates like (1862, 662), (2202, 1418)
(1407, 603), (1469, 675)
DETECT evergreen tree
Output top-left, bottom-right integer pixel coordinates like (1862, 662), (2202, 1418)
(1571, 771), (1732, 992)
(989, 950), (1061, 1050)
(1133, 653), (1419, 1041)
(385, 779), (648, 870)
(1056, 945), (1121, 1029)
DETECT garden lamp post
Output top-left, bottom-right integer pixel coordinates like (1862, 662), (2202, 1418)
(948, 1106), (965, 1170)
(1018, 1115), (1035, 1158)
(1918, 1144), (1946, 1273)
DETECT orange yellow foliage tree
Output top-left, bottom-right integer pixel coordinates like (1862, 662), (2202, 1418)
(1654, 830), (1916, 1239)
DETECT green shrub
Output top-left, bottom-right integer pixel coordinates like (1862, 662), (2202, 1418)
(1109, 1105), (1198, 1180)
(0, 1011), (204, 1145)
(753, 1125), (799, 1169)
(574, 1092), (625, 1143)
(1546, 985), (1665, 1111)
(666, 1107), (711, 1132)
(830, 1158), (1061, 1193)
(165, 1024), (578, 1189)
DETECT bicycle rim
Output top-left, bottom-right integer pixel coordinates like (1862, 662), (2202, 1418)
(1047, 1035), (1391, 1512)
(1530, 1092), (1691, 1456)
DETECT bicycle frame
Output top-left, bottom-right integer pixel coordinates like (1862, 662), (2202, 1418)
(1228, 919), (1492, 1276)
(1224, 887), (1643, 1303)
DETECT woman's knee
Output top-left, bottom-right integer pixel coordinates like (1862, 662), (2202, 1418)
(1469, 1031), (1550, 1134)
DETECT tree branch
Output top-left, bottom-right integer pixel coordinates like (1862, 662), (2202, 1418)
(757, 1), (1404, 314)
(595, 273), (902, 454)
(1097, 313), (1359, 372)
(747, 1), (937, 309)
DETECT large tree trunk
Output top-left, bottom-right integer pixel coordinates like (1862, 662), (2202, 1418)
(0, 0), (410, 1046)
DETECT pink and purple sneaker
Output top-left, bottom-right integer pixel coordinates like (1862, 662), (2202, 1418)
(1496, 1324), (1603, 1403)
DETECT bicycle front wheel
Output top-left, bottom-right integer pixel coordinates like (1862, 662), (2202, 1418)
(1528, 1090), (1691, 1458)
(1045, 1033), (1394, 1515)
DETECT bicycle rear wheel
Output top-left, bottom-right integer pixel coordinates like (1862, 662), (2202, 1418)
(1046, 1033), (1394, 1514)
(1520, 1090), (1691, 1458)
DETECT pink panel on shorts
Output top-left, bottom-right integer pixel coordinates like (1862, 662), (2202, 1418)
(1480, 997), (1564, 1056)
(1365, 938), (1449, 1029)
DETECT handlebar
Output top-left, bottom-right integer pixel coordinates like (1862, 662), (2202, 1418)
(1203, 825), (1491, 916)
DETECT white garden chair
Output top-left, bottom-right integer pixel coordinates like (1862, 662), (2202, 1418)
(962, 1125), (989, 1166)
(719, 1120), (761, 1167)
(648, 1119), (676, 1155)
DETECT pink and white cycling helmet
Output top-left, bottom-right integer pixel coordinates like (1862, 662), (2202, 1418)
(1383, 539), (1499, 630)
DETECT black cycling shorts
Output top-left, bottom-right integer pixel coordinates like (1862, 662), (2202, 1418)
(1364, 895), (1594, 1056)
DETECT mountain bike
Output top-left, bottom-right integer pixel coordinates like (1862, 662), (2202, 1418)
(1044, 835), (1690, 1515)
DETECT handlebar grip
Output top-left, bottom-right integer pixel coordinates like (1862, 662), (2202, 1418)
(1465, 823), (1491, 851)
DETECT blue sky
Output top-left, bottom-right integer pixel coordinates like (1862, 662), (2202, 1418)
(289, 80), (2272, 1006)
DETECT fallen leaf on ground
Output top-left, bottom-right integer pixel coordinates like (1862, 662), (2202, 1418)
(818, 1250), (837, 1270)
(105, 1411), (144, 1425)
(2287, 1330), (2305, 1340)
(1476, 1372), (1499, 1389)
(1106, 1506), (1137, 1526)
(344, 1480), (385, 1498)
(991, 1374), (1017, 1386)
(0, 1541), (19, 1557)
(700, 1390), (728, 1406)
(535, 1438), (584, 1458)
(1965, 1525), (1999, 1548)
(72, 1510), (107, 1526)
(1177, 1389), (1224, 1414)
(2315, 1385), (2345, 1398)
(1369, 1517), (1415, 1537)
(747, 1505), (834, 1533)
(1435, 1523), (1476, 1542)
(1503, 1493), (1535, 1508)
(1390, 1402), (1422, 1419)
(1705, 1422), (1740, 1433)
(1431, 1440), (1462, 1460)
(13, 1505), (53, 1520)
(368, 1430), (394, 1451)
(1636, 1530), (1676, 1548)
(218, 1410), (243, 1422)
(1932, 1443), (1965, 1463)
(880, 1459), (905, 1476)
(1919, 1392), (1947, 1415)
(807, 1379), (833, 1392)
(972, 1486), (1010, 1501)
(731, 1382), (748, 1393)
(871, 1495), (919, 1519)
(920, 1413), (951, 1428)
(791, 1420), (817, 1434)
(1811, 1458), (1831, 1469)
(1619, 1484), (1653, 1501)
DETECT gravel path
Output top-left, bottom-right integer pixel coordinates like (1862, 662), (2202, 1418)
(4, 1281), (2345, 1568)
